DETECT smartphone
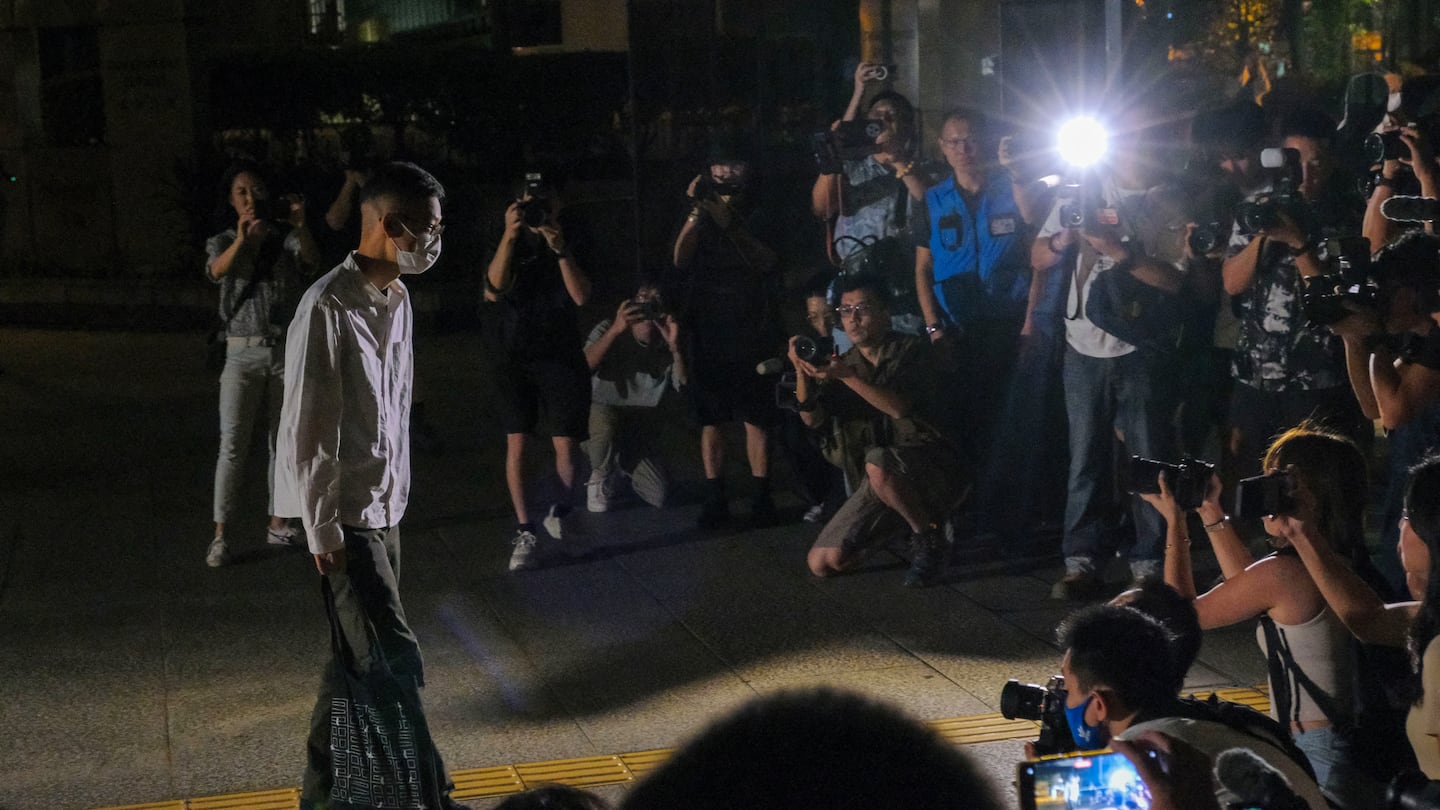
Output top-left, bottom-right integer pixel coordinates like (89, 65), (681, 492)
(1017, 750), (1150, 810)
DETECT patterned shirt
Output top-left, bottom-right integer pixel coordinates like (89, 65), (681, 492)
(833, 156), (914, 260)
(205, 228), (308, 338)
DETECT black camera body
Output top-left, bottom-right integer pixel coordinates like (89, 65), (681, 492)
(1001, 677), (1075, 756)
(812, 119), (886, 173)
(1127, 455), (1215, 511)
(254, 194), (294, 224)
(518, 171), (550, 228)
(632, 299), (665, 321)
(1235, 147), (1306, 236)
(1057, 184), (1119, 231)
(1388, 771), (1440, 810)
(691, 176), (744, 202)
(1188, 221), (1227, 256)
(793, 334), (836, 366)
(1366, 130), (1412, 164)
(1233, 470), (1298, 519)
(1300, 236), (1377, 327)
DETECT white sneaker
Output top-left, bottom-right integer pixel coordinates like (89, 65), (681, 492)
(508, 529), (541, 572)
(542, 504), (568, 540)
(586, 472), (614, 513)
(266, 525), (301, 547)
(802, 504), (825, 523)
(206, 535), (230, 568)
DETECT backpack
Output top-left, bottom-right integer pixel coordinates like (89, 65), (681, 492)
(1169, 692), (1318, 782)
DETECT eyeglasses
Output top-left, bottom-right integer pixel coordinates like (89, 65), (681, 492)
(835, 304), (875, 319)
(402, 217), (445, 238)
(939, 136), (979, 150)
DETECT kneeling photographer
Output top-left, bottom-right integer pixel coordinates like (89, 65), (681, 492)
(1141, 425), (1407, 807)
(1326, 231), (1440, 590)
(790, 274), (965, 588)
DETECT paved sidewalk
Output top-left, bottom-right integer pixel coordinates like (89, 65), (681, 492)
(0, 328), (1267, 810)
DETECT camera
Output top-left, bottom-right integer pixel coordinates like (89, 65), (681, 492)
(1300, 236), (1378, 326)
(1188, 221), (1227, 256)
(1234, 147), (1306, 236)
(793, 334), (835, 366)
(691, 176), (744, 202)
(1233, 470), (1298, 519)
(632, 298), (664, 321)
(864, 63), (897, 82)
(775, 369), (802, 411)
(1127, 455), (1215, 511)
(1366, 130), (1412, 164)
(1057, 184), (1119, 231)
(812, 119), (887, 173)
(254, 194), (295, 224)
(1000, 677), (1075, 756)
(518, 172), (549, 228)
(1388, 771), (1440, 810)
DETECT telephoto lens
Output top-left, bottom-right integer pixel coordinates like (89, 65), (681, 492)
(793, 335), (835, 366)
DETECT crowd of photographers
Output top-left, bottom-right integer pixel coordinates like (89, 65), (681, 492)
(197, 58), (1440, 809)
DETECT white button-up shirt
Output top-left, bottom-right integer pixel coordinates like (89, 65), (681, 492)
(275, 255), (412, 554)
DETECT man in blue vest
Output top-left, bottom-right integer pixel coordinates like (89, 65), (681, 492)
(913, 107), (1043, 544)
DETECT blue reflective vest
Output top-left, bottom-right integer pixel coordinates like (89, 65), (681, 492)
(920, 172), (1030, 327)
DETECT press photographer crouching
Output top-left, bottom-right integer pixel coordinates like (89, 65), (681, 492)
(581, 275), (686, 513)
(1040, 604), (1328, 809)
(789, 273), (966, 588)
(1327, 231), (1440, 589)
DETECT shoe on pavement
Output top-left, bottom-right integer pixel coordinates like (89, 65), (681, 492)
(586, 470), (617, 513)
(698, 495), (730, 527)
(748, 493), (778, 527)
(206, 535), (230, 568)
(902, 526), (948, 588)
(508, 528), (541, 572)
(266, 525), (301, 547)
(1050, 571), (1105, 600)
(542, 503), (571, 541)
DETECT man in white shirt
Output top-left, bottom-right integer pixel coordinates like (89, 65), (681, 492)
(275, 161), (466, 810)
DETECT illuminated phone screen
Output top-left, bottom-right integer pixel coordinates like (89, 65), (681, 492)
(1016, 750), (1151, 810)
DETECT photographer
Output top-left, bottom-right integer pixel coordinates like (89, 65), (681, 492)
(811, 63), (926, 333)
(204, 160), (319, 567)
(483, 171), (592, 572)
(1331, 232), (1440, 589)
(580, 276), (685, 513)
(914, 107), (1043, 544)
(1029, 101), (1189, 599)
(1221, 108), (1368, 482)
(1144, 425), (1392, 806)
(1054, 604), (1328, 809)
(671, 140), (783, 527)
(791, 274), (965, 588)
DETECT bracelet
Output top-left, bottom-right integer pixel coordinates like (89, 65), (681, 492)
(924, 323), (944, 335)
(894, 162), (914, 179)
(1203, 515), (1230, 532)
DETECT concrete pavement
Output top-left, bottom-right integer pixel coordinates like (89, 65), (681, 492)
(0, 327), (1267, 809)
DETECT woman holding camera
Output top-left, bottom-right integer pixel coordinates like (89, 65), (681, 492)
(204, 160), (319, 567)
(1143, 425), (1385, 805)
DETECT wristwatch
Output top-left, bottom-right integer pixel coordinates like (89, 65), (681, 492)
(924, 323), (944, 336)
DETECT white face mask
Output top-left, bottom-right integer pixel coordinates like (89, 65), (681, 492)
(395, 221), (441, 274)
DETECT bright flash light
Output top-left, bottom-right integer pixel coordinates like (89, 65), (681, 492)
(1057, 117), (1109, 169)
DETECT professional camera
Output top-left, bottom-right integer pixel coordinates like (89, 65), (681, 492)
(1000, 677), (1075, 756)
(254, 193), (296, 224)
(1388, 771), (1440, 810)
(518, 172), (550, 228)
(691, 176), (745, 203)
(812, 119), (887, 173)
(793, 334), (835, 366)
(1127, 455), (1215, 511)
(1188, 221), (1228, 256)
(1057, 184), (1119, 231)
(1234, 147), (1306, 235)
(1366, 129), (1412, 164)
(1300, 236), (1378, 326)
(1233, 470), (1298, 519)
(775, 369), (802, 411)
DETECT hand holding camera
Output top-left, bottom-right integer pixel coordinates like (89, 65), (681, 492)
(853, 62), (893, 90)
(686, 175), (735, 231)
(787, 334), (844, 380)
(1129, 456), (1219, 519)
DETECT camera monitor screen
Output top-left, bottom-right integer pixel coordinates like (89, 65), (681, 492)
(1017, 750), (1150, 810)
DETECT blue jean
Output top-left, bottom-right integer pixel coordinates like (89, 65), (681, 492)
(1292, 725), (1383, 809)
(213, 343), (284, 523)
(1061, 346), (1171, 575)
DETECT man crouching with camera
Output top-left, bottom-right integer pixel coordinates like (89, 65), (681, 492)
(790, 273), (966, 588)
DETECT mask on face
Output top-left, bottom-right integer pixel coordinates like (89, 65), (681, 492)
(1064, 693), (1105, 749)
(395, 220), (441, 275)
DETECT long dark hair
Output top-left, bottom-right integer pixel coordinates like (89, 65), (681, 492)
(1405, 454), (1440, 704)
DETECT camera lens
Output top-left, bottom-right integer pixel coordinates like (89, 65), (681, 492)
(999, 679), (1048, 722)
(794, 335), (820, 363)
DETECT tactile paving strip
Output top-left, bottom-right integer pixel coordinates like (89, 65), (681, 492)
(93, 687), (1273, 809)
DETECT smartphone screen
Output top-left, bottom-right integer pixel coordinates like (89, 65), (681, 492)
(1016, 750), (1150, 810)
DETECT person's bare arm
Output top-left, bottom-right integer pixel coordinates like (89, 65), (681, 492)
(324, 170), (365, 233)
(1284, 517), (1417, 648)
(1031, 226), (1074, 273)
(914, 246), (944, 341)
(484, 203), (525, 302)
(1221, 235), (1264, 296)
(1371, 348), (1440, 430)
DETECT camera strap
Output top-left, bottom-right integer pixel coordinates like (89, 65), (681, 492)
(219, 233), (283, 328)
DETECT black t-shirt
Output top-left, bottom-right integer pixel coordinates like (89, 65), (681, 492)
(668, 213), (782, 368)
(481, 227), (585, 365)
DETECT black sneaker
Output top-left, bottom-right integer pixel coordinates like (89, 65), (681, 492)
(748, 493), (778, 527)
(902, 526), (948, 588)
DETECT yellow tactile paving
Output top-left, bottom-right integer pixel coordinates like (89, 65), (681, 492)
(91, 687), (1274, 809)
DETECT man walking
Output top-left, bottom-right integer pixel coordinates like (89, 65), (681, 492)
(275, 161), (466, 810)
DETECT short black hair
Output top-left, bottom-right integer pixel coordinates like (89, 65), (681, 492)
(835, 272), (892, 309)
(869, 91), (916, 130)
(218, 159), (268, 202)
(801, 268), (837, 300)
(1279, 107), (1336, 145)
(496, 786), (612, 810)
(1110, 581), (1202, 688)
(1192, 100), (1266, 153)
(1057, 605), (1179, 719)
(635, 267), (666, 292)
(620, 688), (1002, 810)
(1373, 230), (1440, 312)
(940, 105), (988, 134)
(359, 161), (446, 208)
